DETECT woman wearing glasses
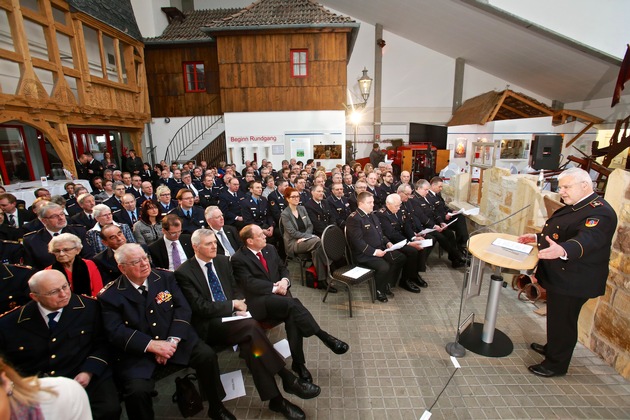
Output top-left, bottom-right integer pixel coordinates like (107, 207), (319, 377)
(45, 233), (103, 297)
(280, 187), (329, 287)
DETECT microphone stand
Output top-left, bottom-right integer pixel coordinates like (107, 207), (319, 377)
(445, 204), (531, 358)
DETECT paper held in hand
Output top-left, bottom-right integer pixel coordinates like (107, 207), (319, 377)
(491, 238), (533, 254)
(448, 207), (480, 217)
(384, 239), (407, 253)
(222, 311), (252, 323)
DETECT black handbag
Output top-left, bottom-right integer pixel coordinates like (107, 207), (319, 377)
(172, 373), (204, 418)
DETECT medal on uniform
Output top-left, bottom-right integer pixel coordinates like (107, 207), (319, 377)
(552, 233), (559, 240)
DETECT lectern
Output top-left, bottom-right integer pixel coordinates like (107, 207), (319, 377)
(459, 233), (538, 357)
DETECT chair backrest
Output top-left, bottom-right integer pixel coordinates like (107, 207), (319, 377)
(343, 225), (357, 265)
(321, 225), (348, 268)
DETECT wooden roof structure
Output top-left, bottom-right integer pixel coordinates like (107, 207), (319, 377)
(447, 89), (605, 145)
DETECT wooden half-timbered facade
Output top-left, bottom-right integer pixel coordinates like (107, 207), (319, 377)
(0, 0), (150, 182)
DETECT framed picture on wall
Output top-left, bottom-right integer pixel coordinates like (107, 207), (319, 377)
(454, 138), (467, 158)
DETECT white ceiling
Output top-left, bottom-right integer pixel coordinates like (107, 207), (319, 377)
(319, 0), (624, 104)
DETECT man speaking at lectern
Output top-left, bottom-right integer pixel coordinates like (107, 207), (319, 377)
(518, 167), (617, 378)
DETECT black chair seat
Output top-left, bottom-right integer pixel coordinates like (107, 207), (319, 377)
(331, 265), (374, 286)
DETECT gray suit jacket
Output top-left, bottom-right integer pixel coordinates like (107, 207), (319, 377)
(280, 206), (314, 257)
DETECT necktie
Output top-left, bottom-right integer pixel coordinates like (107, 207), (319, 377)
(138, 285), (148, 297)
(171, 241), (182, 269)
(47, 312), (59, 330)
(7, 214), (15, 227)
(217, 230), (235, 255)
(256, 252), (269, 273)
(53, 232), (60, 236)
(88, 214), (93, 221)
(186, 210), (191, 219)
(131, 211), (137, 223)
(205, 262), (226, 301)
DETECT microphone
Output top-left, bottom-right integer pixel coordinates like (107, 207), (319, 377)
(445, 204), (531, 358)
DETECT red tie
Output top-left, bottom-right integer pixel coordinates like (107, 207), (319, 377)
(256, 252), (269, 272)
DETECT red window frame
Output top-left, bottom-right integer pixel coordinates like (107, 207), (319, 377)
(290, 49), (308, 78)
(183, 61), (206, 92)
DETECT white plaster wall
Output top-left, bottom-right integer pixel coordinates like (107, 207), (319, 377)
(130, 0), (170, 38)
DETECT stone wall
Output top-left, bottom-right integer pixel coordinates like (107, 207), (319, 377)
(444, 168), (630, 379)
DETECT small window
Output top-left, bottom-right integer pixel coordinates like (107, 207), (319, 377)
(183, 62), (206, 92)
(291, 49), (308, 78)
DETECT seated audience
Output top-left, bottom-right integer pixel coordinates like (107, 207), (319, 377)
(133, 199), (164, 245)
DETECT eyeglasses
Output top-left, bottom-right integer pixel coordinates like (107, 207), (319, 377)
(51, 247), (77, 254)
(122, 255), (150, 267)
(159, 193), (171, 196)
(289, 195), (300, 199)
(37, 283), (70, 297)
(166, 230), (182, 236)
(45, 213), (65, 220)
(558, 181), (586, 191)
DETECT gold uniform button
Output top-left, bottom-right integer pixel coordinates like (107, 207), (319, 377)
(155, 336), (159, 339)
(545, 223), (548, 227)
(19, 346), (24, 351)
(50, 371), (55, 375)
(557, 226), (560, 229)
(152, 323), (157, 326)
(52, 338), (56, 342)
(81, 331), (85, 334)
(125, 321), (128, 325)
(51, 355), (56, 359)
(8, 295), (12, 299)
(150, 310), (154, 314)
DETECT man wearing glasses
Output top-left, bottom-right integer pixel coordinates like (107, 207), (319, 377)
(99, 243), (235, 420)
(0, 270), (120, 419)
(23, 203), (92, 270)
(204, 206), (242, 257)
(149, 215), (194, 270)
(518, 168), (617, 378)
(169, 189), (206, 234)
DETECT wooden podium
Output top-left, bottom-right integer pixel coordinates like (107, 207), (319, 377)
(458, 233), (538, 357)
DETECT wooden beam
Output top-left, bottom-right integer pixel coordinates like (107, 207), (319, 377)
(506, 90), (554, 116)
(565, 122), (594, 148)
(500, 103), (529, 118)
(486, 90), (509, 123)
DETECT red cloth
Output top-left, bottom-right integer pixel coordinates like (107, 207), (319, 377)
(45, 259), (104, 297)
(612, 44), (630, 107)
(256, 251), (269, 272)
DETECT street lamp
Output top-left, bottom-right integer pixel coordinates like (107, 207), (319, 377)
(350, 110), (362, 161)
(347, 68), (373, 111)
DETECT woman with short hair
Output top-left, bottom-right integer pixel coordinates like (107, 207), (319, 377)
(45, 233), (103, 296)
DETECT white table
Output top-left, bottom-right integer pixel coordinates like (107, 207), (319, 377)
(3, 180), (91, 207)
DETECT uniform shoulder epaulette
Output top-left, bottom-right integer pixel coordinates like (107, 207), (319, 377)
(378, 208), (386, 213)
(22, 230), (37, 237)
(349, 211), (358, 217)
(7, 264), (33, 270)
(97, 280), (116, 296)
(80, 293), (97, 300)
(0, 305), (22, 317)
(0, 239), (20, 244)
(155, 267), (171, 272)
(590, 200), (603, 208)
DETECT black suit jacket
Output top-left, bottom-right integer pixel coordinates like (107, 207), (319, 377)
(76, 160), (90, 180)
(231, 245), (290, 321)
(98, 269), (199, 380)
(0, 263), (33, 313)
(104, 196), (124, 213)
(114, 208), (140, 229)
(0, 294), (111, 382)
(23, 225), (93, 270)
(2, 208), (32, 228)
(148, 235), (194, 270)
(218, 190), (245, 225)
(213, 225), (242, 256)
(70, 212), (97, 230)
(174, 255), (243, 341)
(168, 206), (206, 234)
(93, 244), (151, 285)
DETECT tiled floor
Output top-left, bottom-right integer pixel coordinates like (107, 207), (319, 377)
(147, 253), (630, 419)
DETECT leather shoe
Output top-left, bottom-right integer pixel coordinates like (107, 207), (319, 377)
(452, 259), (466, 269)
(318, 280), (337, 293)
(376, 290), (388, 302)
(322, 334), (349, 355)
(269, 398), (306, 420)
(400, 279), (421, 293)
(208, 403), (236, 420)
(282, 375), (321, 399)
(528, 363), (565, 378)
(413, 275), (428, 288)
(385, 284), (395, 297)
(291, 362), (313, 383)
(530, 342), (546, 356)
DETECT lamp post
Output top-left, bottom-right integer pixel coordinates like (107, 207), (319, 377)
(347, 68), (373, 161)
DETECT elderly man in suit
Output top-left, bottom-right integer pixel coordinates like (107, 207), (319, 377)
(23, 203), (92, 270)
(70, 193), (97, 230)
(232, 224), (349, 384)
(204, 206), (242, 257)
(98, 243), (234, 420)
(114, 193), (140, 229)
(175, 229), (320, 420)
(148, 214), (193, 270)
(0, 270), (120, 420)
